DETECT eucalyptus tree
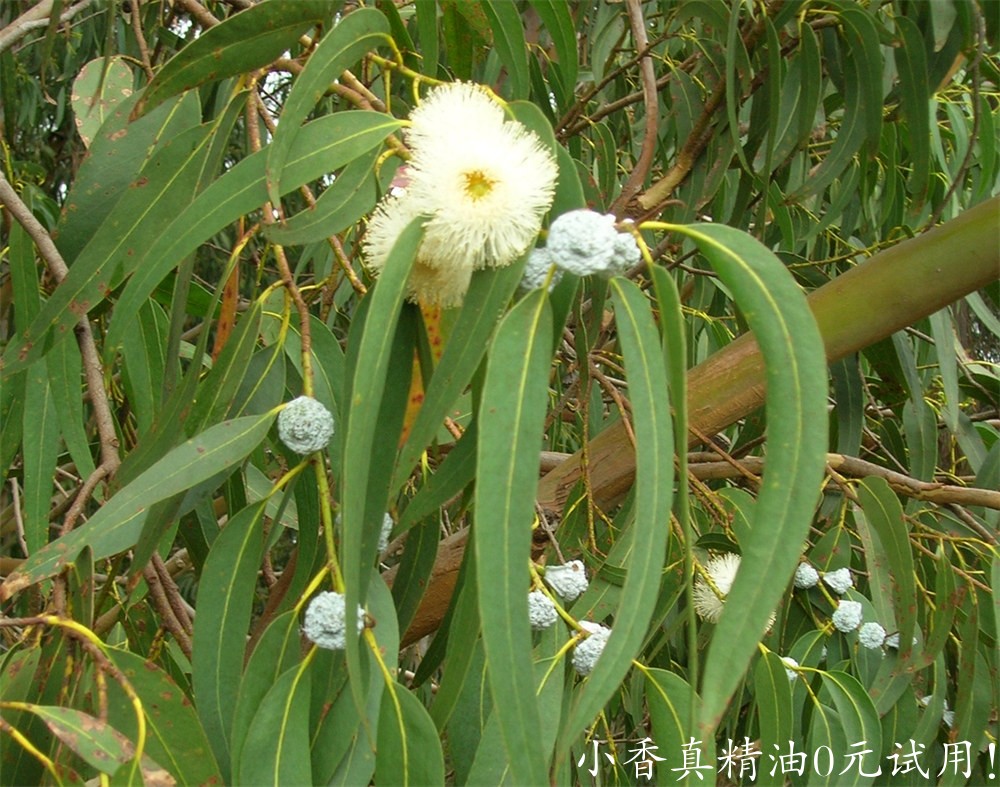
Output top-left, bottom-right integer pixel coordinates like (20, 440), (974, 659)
(1, 1), (997, 784)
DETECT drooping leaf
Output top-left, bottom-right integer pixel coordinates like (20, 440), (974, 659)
(191, 500), (268, 780)
(674, 224), (827, 740)
(473, 288), (552, 786)
(557, 278), (673, 757)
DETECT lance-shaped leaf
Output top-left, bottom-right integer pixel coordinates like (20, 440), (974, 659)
(107, 111), (401, 354)
(192, 500), (268, 781)
(556, 278), (673, 758)
(265, 7), (390, 207)
(339, 218), (423, 722)
(132, 0), (332, 119)
(683, 224), (828, 739)
(473, 288), (553, 786)
(0, 411), (276, 599)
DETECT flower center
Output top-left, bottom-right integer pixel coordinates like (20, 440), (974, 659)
(462, 169), (496, 200)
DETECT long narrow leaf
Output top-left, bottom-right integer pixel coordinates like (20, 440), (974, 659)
(473, 288), (552, 786)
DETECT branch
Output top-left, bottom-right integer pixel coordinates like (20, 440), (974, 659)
(537, 195), (1000, 511)
(610, 0), (660, 217)
(0, 0), (101, 56)
(0, 173), (121, 485)
(385, 197), (1000, 645)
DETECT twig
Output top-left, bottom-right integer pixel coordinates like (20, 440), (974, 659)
(246, 94), (314, 393)
(172, 0), (218, 30)
(611, 0), (661, 217)
(9, 479), (28, 556)
(142, 561), (193, 658)
(129, 0), (155, 79)
(59, 464), (108, 535)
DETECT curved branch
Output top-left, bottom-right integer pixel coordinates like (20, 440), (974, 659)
(610, 0), (660, 217)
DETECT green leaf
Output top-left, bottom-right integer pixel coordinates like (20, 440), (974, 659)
(481, 1), (530, 100)
(375, 686), (446, 787)
(838, 5), (883, 155)
(230, 611), (301, 775)
(644, 669), (702, 784)
(473, 288), (553, 786)
(0, 411), (276, 598)
(120, 298), (168, 435)
(20, 359), (59, 554)
(831, 356), (863, 457)
(55, 92), (202, 265)
(787, 22), (868, 200)
(340, 217), (423, 717)
(265, 7), (390, 207)
(191, 500), (268, 780)
(392, 259), (526, 493)
(671, 224), (827, 741)
(818, 671), (882, 787)
(133, 1), (332, 119)
(70, 56), (134, 148)
(106, 111), (402, 356)
(4, 122), (213, 375)
(46, 337), (96, 482)
(7, 704), (148, 777)
(894, 16), (931, 201)
(237, 660), (313, 787)
(856, 477), (916, 658)
(527, 0), (578, 106)
(557, 278), (673, 755)
(106, 649), (223, 787)
(264, 146), (379, 246)
(399, 420), (477, 531)
(754, 652), (795, 787)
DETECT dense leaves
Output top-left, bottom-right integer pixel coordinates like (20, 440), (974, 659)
(1, 1), (997, 785)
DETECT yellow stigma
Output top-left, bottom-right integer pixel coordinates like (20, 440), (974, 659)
(463, 169), (496, 200)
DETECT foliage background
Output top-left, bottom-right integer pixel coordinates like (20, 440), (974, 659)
(0, 0), (998, 784)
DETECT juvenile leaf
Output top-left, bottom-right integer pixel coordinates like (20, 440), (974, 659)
(473, 289), (553, 786)
(133, 1), (331, 119)
(0, 412), (276, 598)
(70, 56), (133, 148)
